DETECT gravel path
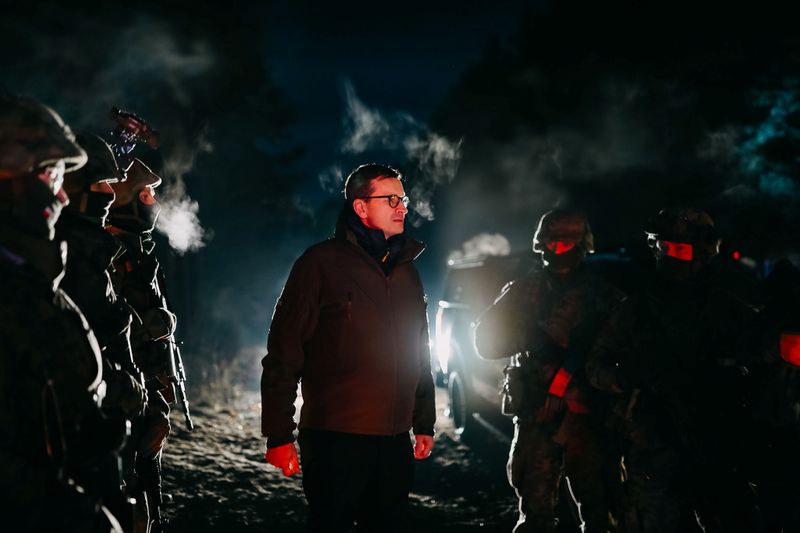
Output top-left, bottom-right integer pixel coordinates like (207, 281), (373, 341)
(161, 386), (519, 532)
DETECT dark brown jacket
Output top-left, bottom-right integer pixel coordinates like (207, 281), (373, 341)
(260, 223), (436, 446)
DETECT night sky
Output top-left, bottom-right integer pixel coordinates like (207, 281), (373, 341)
(2, 0), (798, 374)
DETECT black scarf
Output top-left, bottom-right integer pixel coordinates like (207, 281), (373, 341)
(339, 205), (408, 275)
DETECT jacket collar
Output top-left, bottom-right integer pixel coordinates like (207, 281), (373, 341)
(57, 212), (125, 270)
(334, 203), (425, 271)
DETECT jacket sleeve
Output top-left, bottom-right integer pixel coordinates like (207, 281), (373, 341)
(585, 296), (632, 393)
(412, 296), (436, 436)
(474, 276), (538, 360)
(261, 252), (320, 447)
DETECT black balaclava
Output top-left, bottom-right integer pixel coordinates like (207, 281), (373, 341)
(0, 171), (66, 240)
(542, 246), (585, 273)
(108, 197), (161, 234)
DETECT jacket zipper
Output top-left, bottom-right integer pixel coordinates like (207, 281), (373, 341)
(387, 275), (400, 434)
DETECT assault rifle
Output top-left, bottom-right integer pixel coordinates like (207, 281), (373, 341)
(155, 267), (194, 432)
(167, 337), (194, 431)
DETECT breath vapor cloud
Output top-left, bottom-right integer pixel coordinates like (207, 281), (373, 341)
(448, 233), (512, 262)
(155, 129), (212, 254)
(334, 81), (463, 224)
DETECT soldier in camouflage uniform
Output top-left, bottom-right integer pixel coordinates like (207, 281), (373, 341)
(106, 158), (174, 533)
(56, 132), (149, 528)
(0, 94), (123, 532)
(740, 259), (800, 532)
(474, 209), (624, 533)
(585, 207), (760, 533)
(58, 133), (147, 417)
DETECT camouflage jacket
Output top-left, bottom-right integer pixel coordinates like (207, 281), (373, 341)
(0, 227), (114, 529)
(585, 268), (758, 453)
(108, 231), (176, 382)
(57, 214), (136, 374)
(475, 264), (624, 411)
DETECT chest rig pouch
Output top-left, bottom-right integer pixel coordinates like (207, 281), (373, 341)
(501, 353), (548, 416)
(501, 361), (526, 416)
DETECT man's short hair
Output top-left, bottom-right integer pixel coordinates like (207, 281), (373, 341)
(343, 163), (402, 203)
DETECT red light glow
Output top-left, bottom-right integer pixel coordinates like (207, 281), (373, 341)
(661, 240), (693, 261)
(780, 333), (800, 367)
(545, 241), (576, 255)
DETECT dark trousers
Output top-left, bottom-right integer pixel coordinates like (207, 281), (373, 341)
(625, 420), (759, 533)
(624, 426), (700, 533)
(297, 429), (414, 533)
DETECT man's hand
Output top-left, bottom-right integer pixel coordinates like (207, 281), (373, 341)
(413, 434), (434, 460)
(265, 442), (301, 476)
(102, 369), (148, 418)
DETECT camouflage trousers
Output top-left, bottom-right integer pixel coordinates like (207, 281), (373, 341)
(622, 425), (699, 533)
(508, 412), (614, 533)
(622, 421), (759, 533)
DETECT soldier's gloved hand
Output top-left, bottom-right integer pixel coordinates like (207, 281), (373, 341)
(614, 369), (635, 392)
(102, 369), (148, 418)
(142, 307), (176, 341)
(265, 443), (301, 476)
(617, 359), (654, 392)
(535, 394), (565, 423)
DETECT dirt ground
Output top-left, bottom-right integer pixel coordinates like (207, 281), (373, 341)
(161, 385), (520, 532)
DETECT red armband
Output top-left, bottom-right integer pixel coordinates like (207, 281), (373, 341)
(548, 367), (572, 398)
(780, 333), (800, 367)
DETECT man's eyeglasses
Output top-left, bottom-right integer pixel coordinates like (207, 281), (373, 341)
(358, 194), (410, 208)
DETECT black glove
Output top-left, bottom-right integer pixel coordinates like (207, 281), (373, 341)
(616, 356), (657, 392)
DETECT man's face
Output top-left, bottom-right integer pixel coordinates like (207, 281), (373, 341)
(139, 185), (157, 206)
(353, 177), (408, 239)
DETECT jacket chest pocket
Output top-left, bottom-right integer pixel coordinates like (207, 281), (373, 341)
(316, 291), (355, 358)
(321, 292), (352, 320)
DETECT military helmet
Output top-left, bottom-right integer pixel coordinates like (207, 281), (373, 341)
(533, 209), (595, 254)
(110, 157), (161, 208)
(645, 207), (720, 262)
(0, 94), (87, 178)
(63, 133), (123, 196)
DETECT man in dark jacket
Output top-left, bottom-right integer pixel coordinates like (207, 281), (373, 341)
(261, 163), (436, 533)
(473, 209), (623, 533)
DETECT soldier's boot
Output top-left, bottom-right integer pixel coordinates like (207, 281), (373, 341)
(133, 491), (151, 533)
(144, 475), (164, 532)
(514, 514), (557, 533)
